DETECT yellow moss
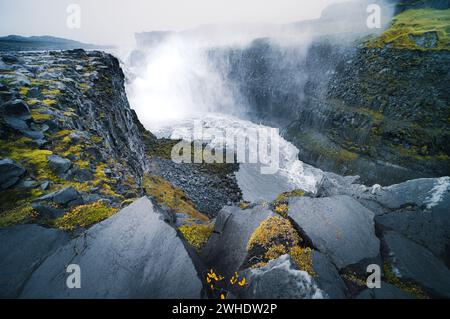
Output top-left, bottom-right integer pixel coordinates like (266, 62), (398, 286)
(26, 98), (39, 106)
(0, 139), (54, 181)
(55, 201), (118, 231)
(75, 159), (90, 169)
(19, 87), (29, 96)
(239, 201), (250, 209)
(265, 244), (287, 260)
(367, 8), (450, 50)
(383, 263), (428, 299)
(31, 109), (52, 122)
(0, 204), (38, 228)
(273, 203), (289, 217)
(275, 189), (305, 203)
(41, 89), (61, 95)
(143, 173), (209, 222)
(289, 246), (315, 276)
(91, 135), (103, 143)
(179, 223), (214, 250)
(42, 99), (57, 106)
(247, 215), (301, 251)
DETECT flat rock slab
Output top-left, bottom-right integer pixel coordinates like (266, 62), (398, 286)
(201, 205), (273, 276)
(0, 224), (69, 298)
(20, 197), (203, 298)
(383, 231), (450, 299)
(289, 195), (380, 269)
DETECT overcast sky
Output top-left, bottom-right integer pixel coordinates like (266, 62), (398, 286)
(0, 0), (350, 45)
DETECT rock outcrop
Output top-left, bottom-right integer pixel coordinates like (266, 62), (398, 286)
(288, 195), (380, 269)
(20, 197), (203, 298)
(200, 205), (273, 276)
(0, 224), (69, 298)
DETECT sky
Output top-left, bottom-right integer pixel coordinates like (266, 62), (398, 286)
(0, 0), (348, 45)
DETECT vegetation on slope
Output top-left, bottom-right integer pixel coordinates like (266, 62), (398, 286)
(367, 8), (450, 50)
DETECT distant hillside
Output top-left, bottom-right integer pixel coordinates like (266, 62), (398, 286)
(0, 35), (110, 52)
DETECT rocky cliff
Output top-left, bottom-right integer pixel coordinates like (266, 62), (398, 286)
(210, 8), (450, 186)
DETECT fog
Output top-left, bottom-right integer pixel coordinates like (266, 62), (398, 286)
(124, 0), (395, 130)
(0, 0), (348, 45)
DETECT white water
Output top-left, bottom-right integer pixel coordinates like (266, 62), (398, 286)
(125, 36), (324, 202)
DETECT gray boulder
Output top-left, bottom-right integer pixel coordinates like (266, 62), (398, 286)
(0, 225), (69, 298)
(383, 231), (450, 298)
(0, 99), (31, 120)
(236, 255), (325, 299)
(356, 282), (415, 299)
(376, 192), (450, 263)
(289, 195), (380, 269)
(0, 158), (26, 189)
(21, 197), (203, 298)
(47, 155), (72, 175)
(32, 187), (83, 218)
(311, 251), (348, 298)
(200, 205), (273, 276)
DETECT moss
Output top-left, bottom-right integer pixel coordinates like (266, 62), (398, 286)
(41, 89), (61, 95)
(239, 201), (250, 210)
(143, 173), (209, 222)
(0, 204), (38, 228)
(0, 138), (54, 181)
(273, 203), (289, 217)
(356, 107), (384, 123)
(74, 159), (90, 169)
(264, 244), (287, 260)
(55, 201), (118, 231)
(19, 87), (29, 96)
(31, 109), (52, 122)
(179, 223), (214, 250)
(367, 8), (450, 50)
(247, 216), (301, 251)
(289, 246), (315, 276)
(275, 189), (305, 203)
(383, 263), (428, 299)
(26, 98), (39, 106)
(42, 98), (57, 106)
(91, 135), (103, 143)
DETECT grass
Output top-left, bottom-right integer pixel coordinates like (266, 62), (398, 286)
(367, 8), (450, 50)
(55, 201), (118, 231)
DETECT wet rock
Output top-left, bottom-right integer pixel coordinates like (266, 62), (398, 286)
(235, 255), (325, 299)
(200, 205), (272, 276)
(356, 282), (414, 299)
(21, 197), (203, 298)
(47, 155), (72, 175)
(0, 224), (69, 298)
(1, 55), (19, 64)
(69, 167), (93, 182)
(383, 231), (450, 298)
(289, 195), (380, 269)
(0, 158), (26, 190)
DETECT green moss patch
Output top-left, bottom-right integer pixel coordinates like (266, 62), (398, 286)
(143, 173), (209, 222)
(179, 223), (214, 250)
(55, 201), (118, 231)
(383, 263), (428, 299)
(367, 8), (450, 50)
